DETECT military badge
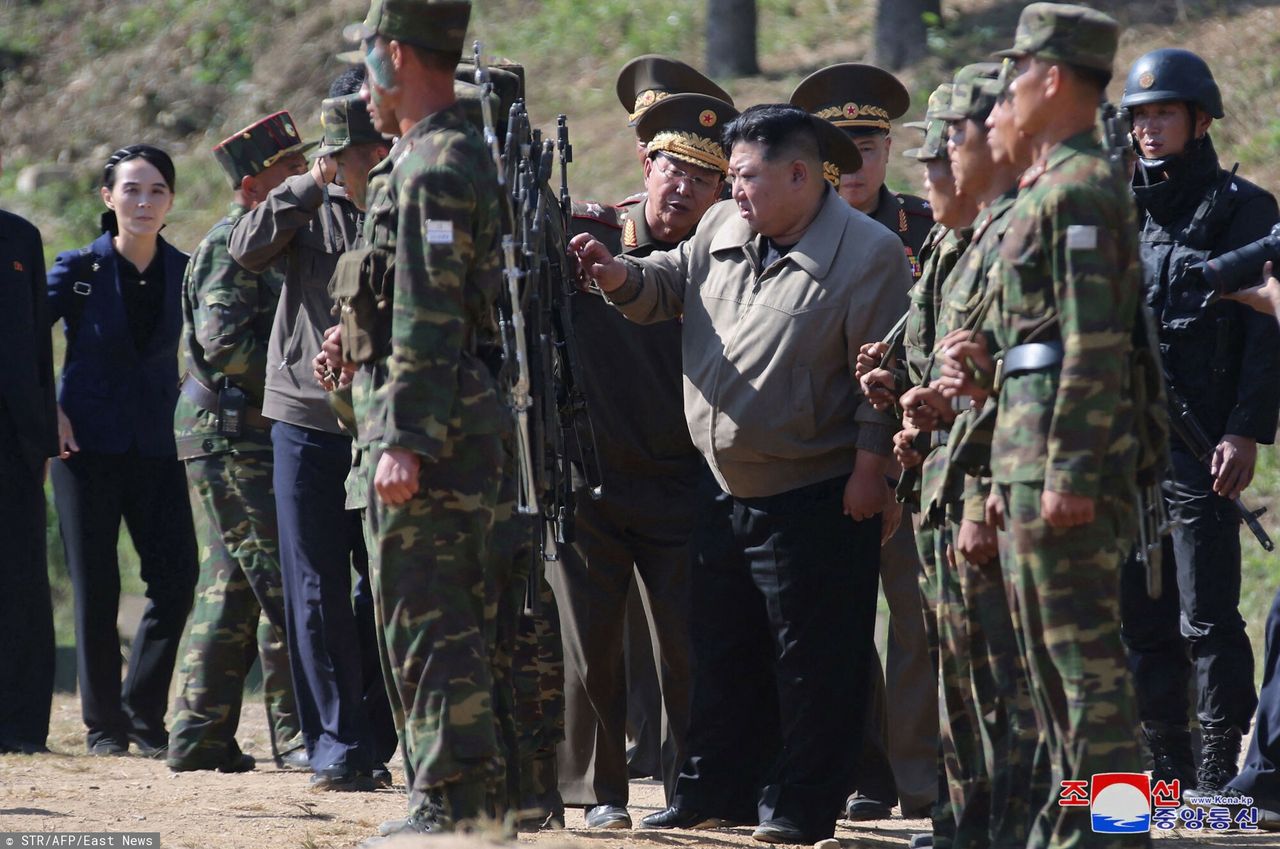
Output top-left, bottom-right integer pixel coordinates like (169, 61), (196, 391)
(638, 90), (657, 108)
(623, 218), (639, 249)
(1139, 71), (1155, 89)
(12, 260), (23, 272)
(844, 102), (859, 119)
(699, 109), (717, 127)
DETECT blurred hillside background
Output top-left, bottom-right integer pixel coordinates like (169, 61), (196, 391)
(2, 0), (1278, 684)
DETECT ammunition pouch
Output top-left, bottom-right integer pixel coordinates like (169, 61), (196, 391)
(331, 245), (394, 364)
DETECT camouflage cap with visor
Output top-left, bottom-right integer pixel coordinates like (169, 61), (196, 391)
(314, 95), (386, 158)
(212, 110), (315, 188)
(635, 93), (739, 175)
(903, 83), (954, 162)
(340, 0), (471, 62)
(993, 2), (1119, 73)
(934, 62), (1004, 122)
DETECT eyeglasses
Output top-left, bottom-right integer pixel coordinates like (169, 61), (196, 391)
(654, 156), (719, 191)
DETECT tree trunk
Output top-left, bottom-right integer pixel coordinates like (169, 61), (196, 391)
(871, 0), (942, 70)
(706, 0), (759, 79)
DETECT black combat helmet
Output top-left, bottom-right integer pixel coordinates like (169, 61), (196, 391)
(1121, 48), (1224, 119)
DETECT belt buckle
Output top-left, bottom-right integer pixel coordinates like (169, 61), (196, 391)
(73, 281), (92, 296)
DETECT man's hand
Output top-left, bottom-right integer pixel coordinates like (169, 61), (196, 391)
(881, 491), (903, 545)
(844, 465), (888, 522)
(937, 329), (994, 403)
(1211, 434), (1257, 500)
(375, 448), (421, 506)
(311, 154), (338, 188)
(893, 427), (924, 469)
(57, 404), (79, 459)
(568, 233), (627, 292)
(956, 519), (998, 565)
(985, 491), (1005, 530)
(860, 367), (899, 412)
(900, 385), (952, 432)
(1223, 260), (1280, 318)
(1041, 490), (1095, 528)
(855, 341), (892, 381)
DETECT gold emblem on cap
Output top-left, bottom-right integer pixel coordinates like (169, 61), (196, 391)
(638, 90), (657, 108)
(699, 109), (717, 128)
(285, 121), (298, 138)
(1139, 72), (1155, 90)
(843, 102), (859, 119)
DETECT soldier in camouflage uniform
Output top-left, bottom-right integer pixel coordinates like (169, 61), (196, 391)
(168, 112), (313, 773)
(943, 6), (1148, 848)
(792, 61), (937, 824)
(335, 0), (507, 834)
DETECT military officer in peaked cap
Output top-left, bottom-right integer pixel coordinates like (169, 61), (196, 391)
(617, 55), (734, 164)
(793, 63), (938, 824)
(556, 91), (735, 830)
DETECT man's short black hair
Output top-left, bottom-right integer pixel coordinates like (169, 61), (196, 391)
(722, 104), (822, 165)
(330, 66), (367, 97)
(1061, 61), (1111, 96)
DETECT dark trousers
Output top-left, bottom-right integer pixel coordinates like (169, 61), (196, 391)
(51, 450), (197, 748)
(671, 477), (881, 842)
(0, 427), (54, 751)
(552, 471), (710, 806)
(1121, 448), (1256, 730)
(272, 421), (394, 772)
(1228, 583), (1280, 804)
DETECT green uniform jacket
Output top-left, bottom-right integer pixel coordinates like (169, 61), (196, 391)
(986, 131), (1139, 496)
(175, 203), (283, 459)
(351, 102), (505, 458)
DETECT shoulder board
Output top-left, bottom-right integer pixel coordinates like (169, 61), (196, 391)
(898, 193), (933, 218)
(617, 191), (646, 207)
(571, 201), (622, 229)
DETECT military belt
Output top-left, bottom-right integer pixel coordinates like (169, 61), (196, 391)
(180, 374), (271, 431)
(1001, 341), (1064, 378)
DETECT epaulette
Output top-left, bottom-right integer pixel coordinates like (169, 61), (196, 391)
(571, 200), (622, 230)
(617, 191), (646, 207)
(898, 192), (933, 219)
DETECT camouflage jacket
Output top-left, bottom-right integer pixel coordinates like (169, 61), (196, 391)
(903, 223), (969, 388)
(869, 184), (935, 282)
(174, 203), (283, 459)
(986, 131), (1139, 495)
(351, 102), (505, 458)
(919, 190), (1017, 520)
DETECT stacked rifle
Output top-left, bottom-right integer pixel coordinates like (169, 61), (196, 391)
(474, 45), (604, 598)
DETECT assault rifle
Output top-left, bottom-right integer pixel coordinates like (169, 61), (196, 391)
(474, 44), (604, 606)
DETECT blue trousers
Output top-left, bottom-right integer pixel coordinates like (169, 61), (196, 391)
(272, 421), (392, 772)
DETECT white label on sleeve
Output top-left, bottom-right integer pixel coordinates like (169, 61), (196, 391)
(1066, 225), (1097, 251)
(426, 220), (454, 245)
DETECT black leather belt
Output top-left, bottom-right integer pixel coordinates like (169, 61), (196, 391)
(180, 375), (271, 431)
(1002, 341), (1064, 378)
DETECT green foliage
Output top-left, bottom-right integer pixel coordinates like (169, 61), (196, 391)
(475, 0), (699, 62)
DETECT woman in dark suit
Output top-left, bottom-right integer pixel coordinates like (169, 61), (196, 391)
(48, 145), (198, 757)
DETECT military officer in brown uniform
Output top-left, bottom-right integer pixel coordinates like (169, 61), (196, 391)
(792, 63), (937, 821)
(553, 91), (736, 830)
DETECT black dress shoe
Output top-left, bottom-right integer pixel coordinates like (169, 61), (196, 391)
(585, 803), (631, 829)
(88, 738), (128, 757)
(909, 833), (934, 848)
(128, 733), (168, 759)
(274, 747), (310, 771)
(1, 739), (51, 755)
(751, 819), (808, 844)
(310, 765), (375, 791)
(845, 793), (894, 821)
(640, 805), (731, 830)
(168, 750), (255, 773)
(369, 765), (393, 789)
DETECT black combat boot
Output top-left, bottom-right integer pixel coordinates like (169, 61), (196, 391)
(1142, 721), (1196, 788)
(1194, 726), (1243, 794)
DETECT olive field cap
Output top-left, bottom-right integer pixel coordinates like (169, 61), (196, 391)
(993, 2), (1119, 73)
(790, 63), (910, 135)
(212, 111), (316, 188)
(314, 95), (386, 158)
(903, 83), (954, 162)
(934, 63), (1003, 122)
(636, 93), (739, 175)
(616, 55), (733, 126)
(340, 0), (472, 61)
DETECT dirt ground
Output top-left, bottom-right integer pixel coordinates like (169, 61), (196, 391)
(0, 695), (1272, 848)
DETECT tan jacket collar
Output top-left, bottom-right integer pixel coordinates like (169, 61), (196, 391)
(709, 186), (845, 280)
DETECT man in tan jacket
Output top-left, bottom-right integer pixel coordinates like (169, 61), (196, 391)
(570, 103), (910, 845)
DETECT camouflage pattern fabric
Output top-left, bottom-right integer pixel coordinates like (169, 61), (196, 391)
(174, 203), (281, 460)
(169, 451), (301, 765)
(985, 131), (1145, 849)
(905, 224), (969, 391)
(352, 101), (507, 822)
(912, 522), (955, 849)
(995, 2), (1120, 73)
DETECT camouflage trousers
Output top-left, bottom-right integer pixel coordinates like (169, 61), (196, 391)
(932, 508), (1043, 849)
(999, 482), (1148, 849)
(914, 520), (955, 849)
(365, 435), (505, 816)
(169, 450), (302, 767)
(489, 457), (565, 817)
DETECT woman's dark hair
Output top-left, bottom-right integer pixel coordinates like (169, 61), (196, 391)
(721, 104), (821, 164)
(102, 144), (176, 192)
(100, 144), (176, 234)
